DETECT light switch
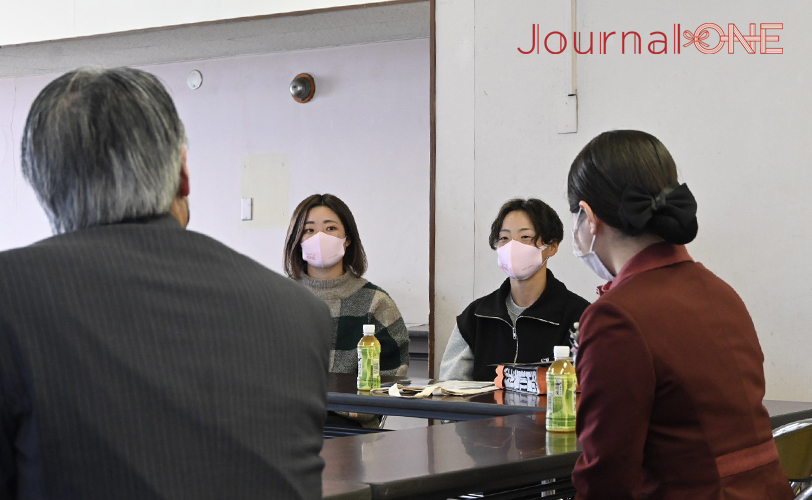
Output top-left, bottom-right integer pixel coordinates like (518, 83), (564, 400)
(241, 197), (253, 220)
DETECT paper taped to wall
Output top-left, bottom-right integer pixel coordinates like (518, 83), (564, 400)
(240, 153), (289, 228)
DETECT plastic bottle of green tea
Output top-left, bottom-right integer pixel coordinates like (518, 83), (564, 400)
(357, 324), (381, 391)
(546, 345), (576, 432)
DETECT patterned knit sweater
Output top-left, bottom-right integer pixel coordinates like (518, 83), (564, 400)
(297, 272), (409, 376)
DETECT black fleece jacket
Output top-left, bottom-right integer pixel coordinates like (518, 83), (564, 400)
(456, 269), (590, 381)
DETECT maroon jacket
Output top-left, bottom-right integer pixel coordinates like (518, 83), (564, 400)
(572, 242), (792, 500)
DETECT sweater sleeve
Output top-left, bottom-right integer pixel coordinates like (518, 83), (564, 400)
(572, 301), (656, 500)
(369, 288), (409, 376)
(439, 324), (474, 381)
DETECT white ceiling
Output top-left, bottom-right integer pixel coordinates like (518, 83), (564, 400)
(0, 1), (430, 79)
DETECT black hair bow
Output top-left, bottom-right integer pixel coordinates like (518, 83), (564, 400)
(618, 182), (697, 231)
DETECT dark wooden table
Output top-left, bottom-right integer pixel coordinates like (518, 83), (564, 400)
(324, 376), (812, 499)
(321, 401), (812, 499)
(764, 400), (812, 429)
(322, 479), (371, 500)
(328, 374), (547, 420)
(328, 373), (812, 426)
(322, 412), (577, 500)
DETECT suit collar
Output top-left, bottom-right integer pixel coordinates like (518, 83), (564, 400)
(599, 242), (693, 296)
(116, 213), (182, 227)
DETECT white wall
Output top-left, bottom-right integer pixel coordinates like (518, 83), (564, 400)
(0, 38), (430, 325)
(0, 77), (55, 242)
(0, 0), (378, 46)
(435, 0), (811, 401)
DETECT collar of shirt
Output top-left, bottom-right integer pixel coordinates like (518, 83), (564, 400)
(596, 242), (693, 297)
(476, 269), (568, 325)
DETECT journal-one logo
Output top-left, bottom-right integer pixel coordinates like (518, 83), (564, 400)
(518, 23), (783, 55)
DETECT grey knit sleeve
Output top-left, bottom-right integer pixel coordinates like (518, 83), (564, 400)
(369, 288), (410, 377)
(439, 324), (474, 380)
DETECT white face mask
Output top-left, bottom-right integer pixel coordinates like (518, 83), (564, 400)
(572, 208), (615, 282)
(301, 232), (347, 268)
(497, 240), (549, 281)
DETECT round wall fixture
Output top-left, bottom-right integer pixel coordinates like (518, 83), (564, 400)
(290, 73), (316, 103)
(187, 70), (203, 90)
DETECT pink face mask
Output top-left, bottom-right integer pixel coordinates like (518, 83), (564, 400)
(301, 232), (347, 268)
(496, 240), (549, 281)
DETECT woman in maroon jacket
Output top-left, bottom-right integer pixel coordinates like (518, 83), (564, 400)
(568, 130), (792, 500)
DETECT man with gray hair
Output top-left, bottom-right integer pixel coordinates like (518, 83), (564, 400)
(0, 67), (332, 499)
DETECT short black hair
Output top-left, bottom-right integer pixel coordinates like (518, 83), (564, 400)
(488, 198), (564, 250)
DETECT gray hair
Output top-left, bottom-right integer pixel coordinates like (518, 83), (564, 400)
(21, 67), (186, 233)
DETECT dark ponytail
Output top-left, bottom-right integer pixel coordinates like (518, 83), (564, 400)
(567, 130), (698, 244)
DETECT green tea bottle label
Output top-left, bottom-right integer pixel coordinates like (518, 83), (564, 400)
(357, 345), (381, 390)
(546, 372), (576, 431)
(546, 345), (577, 432)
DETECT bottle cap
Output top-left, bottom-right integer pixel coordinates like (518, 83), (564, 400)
(553, 346), (570, 359)
(363, 324), (375, 335)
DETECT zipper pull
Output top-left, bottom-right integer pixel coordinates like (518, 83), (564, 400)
(512, 326), (517, 340)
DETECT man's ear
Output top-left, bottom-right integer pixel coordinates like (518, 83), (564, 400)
(545, 240), (560, 257)
(178, 147), (190, 197)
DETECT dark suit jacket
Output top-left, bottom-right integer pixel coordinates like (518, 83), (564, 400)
(572, 243), (792, 500)
(0, 215), (332, 500)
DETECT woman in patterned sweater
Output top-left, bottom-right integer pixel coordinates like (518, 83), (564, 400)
(284, 193), (409, 377)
